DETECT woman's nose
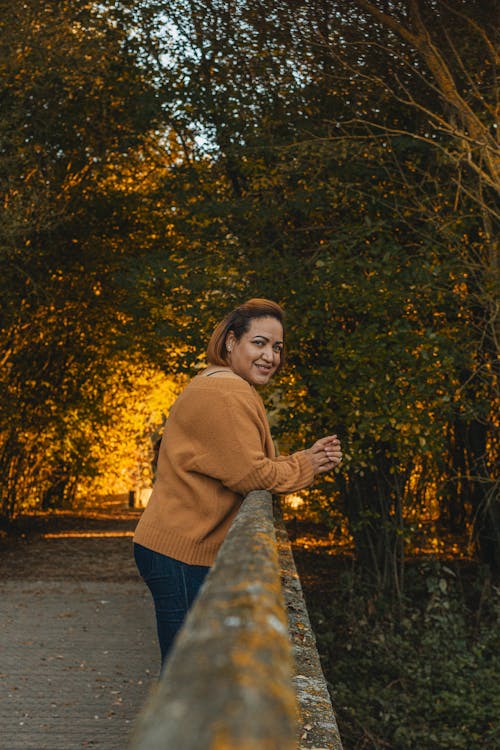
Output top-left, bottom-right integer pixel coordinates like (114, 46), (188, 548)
(261, 347), (273, 361)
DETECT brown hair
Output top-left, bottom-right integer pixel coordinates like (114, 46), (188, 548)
(206, 298), (285, 367)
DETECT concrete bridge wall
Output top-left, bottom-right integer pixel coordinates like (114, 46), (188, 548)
(129, 491), (343, 750)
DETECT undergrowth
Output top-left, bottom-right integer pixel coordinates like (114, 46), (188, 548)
(303, 558), (499, 750)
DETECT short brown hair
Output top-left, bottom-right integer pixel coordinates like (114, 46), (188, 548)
(206, 298), (285, 367)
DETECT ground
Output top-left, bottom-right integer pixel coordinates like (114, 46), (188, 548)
(0, 506), (141, 580)
(0, 504), (159, 750)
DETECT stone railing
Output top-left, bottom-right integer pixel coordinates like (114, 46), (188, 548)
(128, 490), (343, 750)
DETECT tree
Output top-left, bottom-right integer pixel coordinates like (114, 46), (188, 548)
(130, 0), (499, 581)
(0, 0), (163, 519)
(317, 0), (499, 570)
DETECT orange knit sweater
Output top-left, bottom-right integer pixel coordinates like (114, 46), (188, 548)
(133, 373), (315, 566)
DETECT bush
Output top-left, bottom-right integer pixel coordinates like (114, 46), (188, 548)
(306, 560), (499, 750)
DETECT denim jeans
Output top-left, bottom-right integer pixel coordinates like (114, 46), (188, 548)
(134, 543), (210, 667)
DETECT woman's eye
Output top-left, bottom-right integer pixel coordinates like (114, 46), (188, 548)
(252, 339), (282, 353)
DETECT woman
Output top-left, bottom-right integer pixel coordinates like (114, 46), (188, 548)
(134, 298), (342, 665)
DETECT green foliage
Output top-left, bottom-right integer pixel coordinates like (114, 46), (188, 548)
(308, 560), (500, 750)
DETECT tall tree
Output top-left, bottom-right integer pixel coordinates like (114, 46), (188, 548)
(130, 0), (499, 580)
(0, 0), (162, 519)
(318, 0), (499, 570)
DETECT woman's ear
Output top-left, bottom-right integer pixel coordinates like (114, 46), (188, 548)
(226, 330), (236, 353)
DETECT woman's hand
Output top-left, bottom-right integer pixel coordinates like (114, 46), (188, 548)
(306, 435), (342, 475)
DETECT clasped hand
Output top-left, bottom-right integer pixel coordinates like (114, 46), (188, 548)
(306, 435), (342, 475)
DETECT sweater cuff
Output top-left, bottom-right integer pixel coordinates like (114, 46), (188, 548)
(294, 449), (315, 486)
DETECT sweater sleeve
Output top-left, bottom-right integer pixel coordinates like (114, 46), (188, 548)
(191, 386), (315, 495)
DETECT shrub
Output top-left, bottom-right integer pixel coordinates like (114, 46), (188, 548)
(307, 560), (499, 750)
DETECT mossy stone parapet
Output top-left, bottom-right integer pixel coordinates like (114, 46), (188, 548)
(274, 499), (343, 750)
(129, 491), (343, 750)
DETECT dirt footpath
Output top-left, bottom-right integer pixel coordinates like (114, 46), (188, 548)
(0, 509), (158, 750)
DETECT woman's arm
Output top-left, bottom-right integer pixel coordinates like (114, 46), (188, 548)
(190, 388), (341, 495)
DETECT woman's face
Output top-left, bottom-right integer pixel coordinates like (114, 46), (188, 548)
(226, 316), (283, 386)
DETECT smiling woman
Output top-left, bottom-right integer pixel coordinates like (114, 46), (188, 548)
(206, 299), (285, 385)
(133, 298), (342, 667)
(226, 317), (283, 384)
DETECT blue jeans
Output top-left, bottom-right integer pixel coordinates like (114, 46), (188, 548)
(134, 543), (210, 667)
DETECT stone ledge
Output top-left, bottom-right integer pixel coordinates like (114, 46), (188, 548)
(129, 491), (299, 750)
(274, 503), (344, 750)
(129, 492), (344, 750)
